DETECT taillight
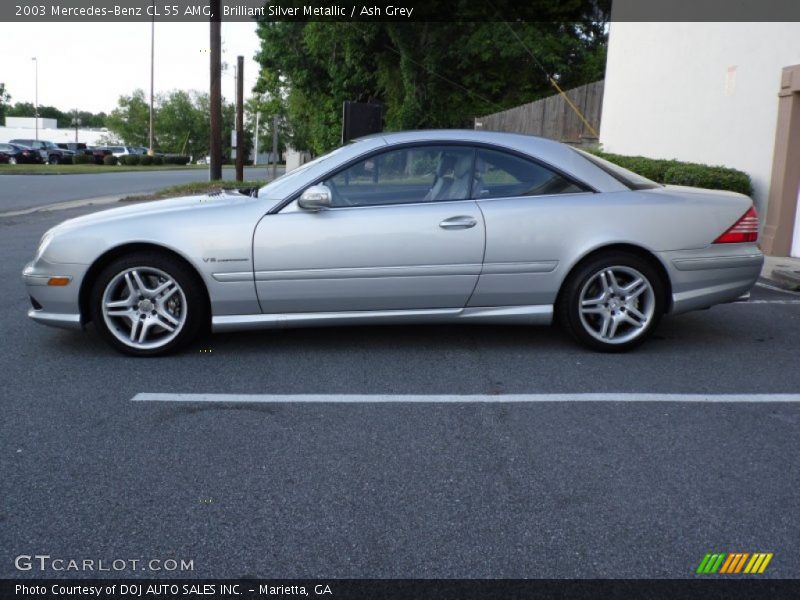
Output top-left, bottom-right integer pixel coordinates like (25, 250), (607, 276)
(713, 206), (759, 243)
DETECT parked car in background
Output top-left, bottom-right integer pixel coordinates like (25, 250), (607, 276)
(10, 139), (73, 164)
(0, 142), (45, 164)
(22, 130), (763, 356)
(87, 146), (114, 165)
(107, 145), (137, 159)
(57, 142), (92, 156)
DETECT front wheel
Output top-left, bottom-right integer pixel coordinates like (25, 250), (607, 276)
(89, 252), (207, 356)
(557, 252), (665, 352)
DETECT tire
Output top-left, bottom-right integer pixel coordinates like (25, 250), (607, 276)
(49, 155), (60, 165)
(89, 252), (207, 356)
(557, 251), (665, 352)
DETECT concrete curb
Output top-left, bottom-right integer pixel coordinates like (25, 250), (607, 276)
(0, 195), (126, 218)
(761, 255), (800, 291)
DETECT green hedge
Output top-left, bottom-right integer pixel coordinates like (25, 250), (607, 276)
(589, 150), (753, 196)
(152, 155), (164, 165)
(72, 154), (93, 165)
(139, 155), (154, 166)
(163, 154), (191, 165)
(121, 154), (141, 165)
(103, 155), (118, 166)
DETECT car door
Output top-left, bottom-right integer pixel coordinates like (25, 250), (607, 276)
(252, 145), (486, 314)
(468, 147), (594, 308)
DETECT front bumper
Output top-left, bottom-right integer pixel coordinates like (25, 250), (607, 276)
(23, 261), (86, 330)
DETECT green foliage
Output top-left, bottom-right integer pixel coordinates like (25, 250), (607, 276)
(59, 154), (73, 165)
(663, 164), (753, 196)
(73, 154), (94, 165)
(5, 101), (106, 128)
(106, 89), (238, 158)
(152, 155), (164, 165)
(254, 18), (608, 154)
(591, 150), (753, 196)
(139, 155), (154, 166)
(103, 154), (118, 166)
(163, 154), (191, 165)
(121, 154), (141, 165)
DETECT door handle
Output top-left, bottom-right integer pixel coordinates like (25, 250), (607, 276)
(439, 216), (477, 230)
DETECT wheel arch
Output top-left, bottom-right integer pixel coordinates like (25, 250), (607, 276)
(556, 243), (673, 313)
(79, 242), (211, 324)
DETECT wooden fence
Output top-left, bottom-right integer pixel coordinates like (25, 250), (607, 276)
(474, 80), (604, 145)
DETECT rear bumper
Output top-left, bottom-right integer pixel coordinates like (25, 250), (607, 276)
(658, 245), (764, 314)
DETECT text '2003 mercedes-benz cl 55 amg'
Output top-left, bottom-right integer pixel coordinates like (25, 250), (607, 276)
(23, 130), (763, 356)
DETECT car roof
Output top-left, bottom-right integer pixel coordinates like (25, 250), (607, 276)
(358, 129), (626, 193)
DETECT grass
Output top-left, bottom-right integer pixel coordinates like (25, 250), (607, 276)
(122, 180), (267, 202)
(0, 164), (208, 175)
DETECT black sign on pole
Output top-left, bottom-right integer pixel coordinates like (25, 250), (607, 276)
(342, 101), (383, 144)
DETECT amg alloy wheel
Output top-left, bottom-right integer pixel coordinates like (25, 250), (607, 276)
(558, 252), (665, 352)
(90, 252), (206, 356)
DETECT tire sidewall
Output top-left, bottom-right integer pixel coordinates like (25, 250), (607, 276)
(89, 252), (206, 356)
(559, 252), (665, 352)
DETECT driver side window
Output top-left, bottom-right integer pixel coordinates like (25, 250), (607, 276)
(324, 146), (475, 208)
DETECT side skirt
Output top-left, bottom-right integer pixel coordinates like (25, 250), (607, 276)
(211, 305), (553, 332)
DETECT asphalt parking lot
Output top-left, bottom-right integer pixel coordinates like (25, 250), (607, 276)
(2, 204), (799, 579)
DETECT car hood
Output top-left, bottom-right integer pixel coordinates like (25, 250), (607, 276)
(47, 191), (262, 236)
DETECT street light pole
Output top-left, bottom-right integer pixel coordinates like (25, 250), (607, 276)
(31, 57), (38, 141)
(149, 0), (155, 155)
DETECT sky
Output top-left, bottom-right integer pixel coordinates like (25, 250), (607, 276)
(0, 21), (262, 114)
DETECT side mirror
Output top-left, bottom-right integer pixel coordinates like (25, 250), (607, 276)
(298, 185), (332, 211)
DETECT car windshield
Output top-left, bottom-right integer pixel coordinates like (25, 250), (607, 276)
(257, 144), (355, 199)
(573, 148), (661, 191)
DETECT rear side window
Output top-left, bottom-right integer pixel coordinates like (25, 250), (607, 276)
(473, 148), (586, 199)
(573, 148), (661, 190)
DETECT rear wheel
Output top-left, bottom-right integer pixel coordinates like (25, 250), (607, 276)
(557, 252), (665, 352)
(89, 252), (207, 356)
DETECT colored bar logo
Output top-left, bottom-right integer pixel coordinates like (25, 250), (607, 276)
(696, 552), (773, 574)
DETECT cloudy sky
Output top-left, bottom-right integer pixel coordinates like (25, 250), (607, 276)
(0, 21), (262, 114)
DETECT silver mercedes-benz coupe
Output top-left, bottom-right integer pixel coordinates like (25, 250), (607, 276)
(23, 130), (763, 356)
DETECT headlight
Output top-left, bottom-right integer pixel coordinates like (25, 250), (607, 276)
(34, 230), (55, 262)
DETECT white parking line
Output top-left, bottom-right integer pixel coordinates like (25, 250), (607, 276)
(131, 393), (800, 403)
(756, 282), (800, 295)
(734, 300), (800, 304)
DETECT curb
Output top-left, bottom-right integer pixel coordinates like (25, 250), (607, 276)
(0, 195), (126, 218)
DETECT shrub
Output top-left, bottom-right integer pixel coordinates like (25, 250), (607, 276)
(662, 164), (753, 196)
(73, 154), (93, 165)
(103, 154), (118, 166)
(121, 154), (141, 165)
(588, 150), (753, 196)
(59, 155), (74, 165)
(163, 154), (191, 165)
(152, 155), (164, 165)
(139, 155), (154, 166)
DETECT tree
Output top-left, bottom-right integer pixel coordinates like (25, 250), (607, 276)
(254, 16), (608, 154)
(106, 89), (238, 158)
(105, 90), (151, 147)
(0, 83), (10, 122)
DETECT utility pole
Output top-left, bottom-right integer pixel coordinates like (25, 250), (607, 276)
(253, 111), (259, 167)
(235, 55), (244, 182)
(149, 0), (155, 155)
(209, 0), (222, 181)
(271, 115), (278, 180)
(32, 57), (38, 141)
